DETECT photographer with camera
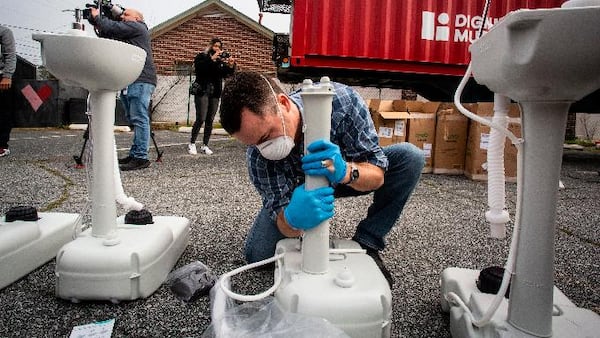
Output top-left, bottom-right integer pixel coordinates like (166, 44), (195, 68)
(188, 38), (236, 155)
(87, 5), (157, 171)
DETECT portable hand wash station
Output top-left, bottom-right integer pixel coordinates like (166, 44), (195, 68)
(275, 78), (392, 337)
(440, 1), (600, 337)
(0, 210), (79, 290)
(0, 13), (88, 292)
(32, 28), (189, 302)
(221, 78), (391, 337)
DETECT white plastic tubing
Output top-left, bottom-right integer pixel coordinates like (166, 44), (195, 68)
(112, 137), (144, 211)
(449, 62), (525, 327)
(219, 248), (366, 302)
(485, 95), (511, 239)
(453, 65), (523, 240)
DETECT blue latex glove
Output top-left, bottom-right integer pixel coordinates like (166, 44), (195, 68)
(302, 139), (347, 184)
(284, 184), (335, 230)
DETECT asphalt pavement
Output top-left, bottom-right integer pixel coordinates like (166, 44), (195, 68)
(0, 128), (598, 337)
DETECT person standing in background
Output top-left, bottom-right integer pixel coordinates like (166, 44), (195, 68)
(88, 7), (157, 171)
(188, 38), (236, 155)
(0, 25), (17, 157)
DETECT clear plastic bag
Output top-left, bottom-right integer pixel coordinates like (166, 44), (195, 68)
(165, 261), (217, 302)
(202, 277), (350, 338)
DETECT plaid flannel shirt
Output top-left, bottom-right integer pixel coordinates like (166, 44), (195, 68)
(246, 82), (388, 221)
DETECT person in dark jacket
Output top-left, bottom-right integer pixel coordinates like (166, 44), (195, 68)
(88, 7), (157, 171)
(0, 25), (16, 157)
(188, 38), (236, 155)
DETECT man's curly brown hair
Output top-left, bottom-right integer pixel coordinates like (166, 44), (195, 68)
(220, 72), (284, 135)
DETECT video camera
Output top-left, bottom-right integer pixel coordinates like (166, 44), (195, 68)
(219, 51), (231, 59)
(82, 0), (124, 20)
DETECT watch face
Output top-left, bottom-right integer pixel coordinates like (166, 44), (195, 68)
(350, 167), (359, 183)
(344, 164), (359, 185)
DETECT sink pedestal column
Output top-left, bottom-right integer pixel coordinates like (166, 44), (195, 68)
(89, 90), (118, 239)
(507, 102), (570, 336)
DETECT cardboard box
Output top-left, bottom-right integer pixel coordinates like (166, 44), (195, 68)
(393, 100), (424, 113)
(378, 100), (395, 112)
(464, 103), (522, 182)
(406, 102), (440, 173)
(368, 99), (394, 132)
(433, 106), (470, 175)
(370, 100), (440, 173)
(407, 112), (436, 173)
(370, 100), (410, 146)
(377, 111), (410, 146)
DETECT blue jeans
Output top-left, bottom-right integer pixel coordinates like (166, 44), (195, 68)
(244, 142), (425, 263)
(120, 82), (155, 160)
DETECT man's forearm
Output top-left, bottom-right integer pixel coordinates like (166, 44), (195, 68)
(276, 209), (303, 237)
(341, 162), (384, 191)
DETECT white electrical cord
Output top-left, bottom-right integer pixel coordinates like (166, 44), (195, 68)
(220, 248), (367, 302)
(446, 61), (525, 327)
(72, 98), (95, 239)
(220, 252), (285, 302)
(72, 200), (90, 239)
(453, 65), (523, 147)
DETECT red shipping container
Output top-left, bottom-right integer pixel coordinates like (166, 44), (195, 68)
(288, 0), (565, 76)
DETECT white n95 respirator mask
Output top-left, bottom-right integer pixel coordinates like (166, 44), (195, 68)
(257, 75), (295, 160)
(257, 134), (295, 160)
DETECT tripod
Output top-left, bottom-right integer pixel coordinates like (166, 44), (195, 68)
(73, 126), (163, 168)
(73, 126), (90, 169)
(73, 95), (163, 168)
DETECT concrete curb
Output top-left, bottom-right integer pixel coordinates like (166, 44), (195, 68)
(67, 124), (131, 132)
(177, 126), (229, 136)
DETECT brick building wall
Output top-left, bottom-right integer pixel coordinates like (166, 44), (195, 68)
(149, 6), (276, 124)
(151, 11), (276, 76)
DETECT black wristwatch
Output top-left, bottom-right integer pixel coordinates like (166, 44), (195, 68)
(345, 163), (359, 185)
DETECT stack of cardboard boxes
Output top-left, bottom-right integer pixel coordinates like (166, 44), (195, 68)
(368, 99), (438, 173)
(367, 99), (521, 180)
(433, 103), (474, 175)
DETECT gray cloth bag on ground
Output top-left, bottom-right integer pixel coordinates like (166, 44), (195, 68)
(165, 261), (217, 302)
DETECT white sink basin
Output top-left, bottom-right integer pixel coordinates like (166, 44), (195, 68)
(470, 6), (600, 102)
(33, 32), (146, 91)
